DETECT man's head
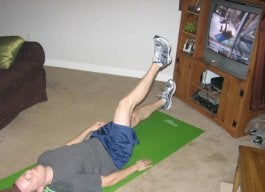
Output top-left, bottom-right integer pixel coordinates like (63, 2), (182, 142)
(15, 165), (47, 192)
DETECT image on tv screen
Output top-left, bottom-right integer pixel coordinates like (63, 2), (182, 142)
(208, 3), (260, 65)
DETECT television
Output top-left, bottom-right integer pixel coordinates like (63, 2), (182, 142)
(203, 0), (262, 79)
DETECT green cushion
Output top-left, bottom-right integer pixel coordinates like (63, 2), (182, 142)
(0, 36), (25, 69)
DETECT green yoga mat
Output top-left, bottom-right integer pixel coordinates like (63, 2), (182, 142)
(0, 111), (203, 191)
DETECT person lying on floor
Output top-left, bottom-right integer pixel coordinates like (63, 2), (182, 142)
(2, 35), (176, 192)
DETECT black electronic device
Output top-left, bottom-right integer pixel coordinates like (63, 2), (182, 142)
(211, 76), (224, 92)
(192, 90), (219, 114)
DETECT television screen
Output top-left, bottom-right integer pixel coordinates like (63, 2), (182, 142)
(208, 3), (260, 65)
(204, 0), (262, 79)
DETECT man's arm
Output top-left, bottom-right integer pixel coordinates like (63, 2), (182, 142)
(65, 122), (106, 145)
(101, 159), (152, 187)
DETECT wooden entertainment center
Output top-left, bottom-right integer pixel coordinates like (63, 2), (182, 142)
(173, 0), (265, 137)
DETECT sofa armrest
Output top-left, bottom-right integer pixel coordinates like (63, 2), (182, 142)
(14, 41), (45, 66)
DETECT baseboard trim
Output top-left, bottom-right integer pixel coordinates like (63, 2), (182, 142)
(45, 59), (171, 81)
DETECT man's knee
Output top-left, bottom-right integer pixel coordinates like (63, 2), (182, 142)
(118, 96), (135, 111)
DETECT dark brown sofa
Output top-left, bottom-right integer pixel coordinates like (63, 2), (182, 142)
(0, 41), (47, 129)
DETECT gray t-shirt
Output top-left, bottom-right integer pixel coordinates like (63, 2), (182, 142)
(38, 138), (118, 192)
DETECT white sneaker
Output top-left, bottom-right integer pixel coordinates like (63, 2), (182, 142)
(152, 35), (172, 70)
(158, 79), (176, 110)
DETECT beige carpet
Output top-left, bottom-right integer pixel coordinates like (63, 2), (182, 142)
(0, 66), (255, 192)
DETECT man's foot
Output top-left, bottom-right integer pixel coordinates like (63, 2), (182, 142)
(158, 79), (176, 110)
(153, 35), (172, 70)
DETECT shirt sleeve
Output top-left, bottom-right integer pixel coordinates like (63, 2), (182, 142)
(73, 173), (102, 192)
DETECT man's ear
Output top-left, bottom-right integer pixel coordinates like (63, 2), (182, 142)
(37, 186), (44, 192)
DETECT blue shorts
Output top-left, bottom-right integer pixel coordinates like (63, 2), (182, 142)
(91, 122), (139, 169)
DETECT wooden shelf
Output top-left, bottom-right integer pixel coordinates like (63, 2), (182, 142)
(191, 82), (221, 100)
(182, 31), (197, 38)
(186, 10), (200, 16)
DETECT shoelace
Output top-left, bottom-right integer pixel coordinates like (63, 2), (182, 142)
(154, 46), (168, 57)
(158, 91), (167, 99)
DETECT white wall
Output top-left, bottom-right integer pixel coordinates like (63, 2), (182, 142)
(0, 0), (181, 81)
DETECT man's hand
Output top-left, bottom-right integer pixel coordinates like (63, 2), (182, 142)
(65, 121), (106, 145)
(90, 121), (106, 131)
(135, 159), (153, 171)
(101, 159), (153, 187)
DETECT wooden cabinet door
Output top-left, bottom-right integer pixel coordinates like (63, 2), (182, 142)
(217, 77), (244, 131)
(174, 55), (192, 99)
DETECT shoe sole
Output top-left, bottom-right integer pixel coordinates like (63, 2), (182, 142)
(154, 36), (172, 65)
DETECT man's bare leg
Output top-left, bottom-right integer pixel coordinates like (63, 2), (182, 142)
(131, 78), (176, 127)
(113, 63), (161, 127)
(131, 99), (165, 128)
(113, 35), (172, 127)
